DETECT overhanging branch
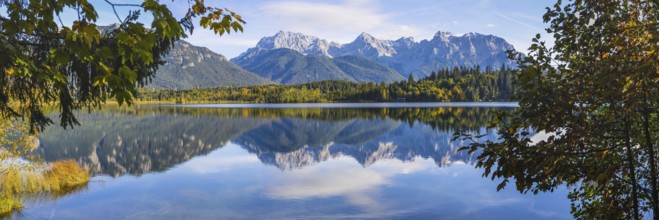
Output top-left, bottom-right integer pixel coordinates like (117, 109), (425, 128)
(103, 0), (142, 23)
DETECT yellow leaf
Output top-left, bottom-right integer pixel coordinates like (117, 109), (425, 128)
(602, 53), (608, 59)
(5, 68), (15, 76)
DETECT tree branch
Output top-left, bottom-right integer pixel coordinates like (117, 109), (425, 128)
(104, 0), (124, 23)
(102, 0), (143, 23)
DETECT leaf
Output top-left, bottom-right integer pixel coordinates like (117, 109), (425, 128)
(92, 76), (107, 87)
(200, 17), (210, 28)
(119, 66), (138, 83)
(5, 68), (15, 76)
(51, 49), (70, 65)
(497, 179), (509, 191)
(98, 62), (113, 74)
(231, 22), (243, 32)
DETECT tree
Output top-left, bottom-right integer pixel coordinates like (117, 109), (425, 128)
(407, 74), (415, 84)
(0, 0), (245, 131)
(458, 0), (658, 219)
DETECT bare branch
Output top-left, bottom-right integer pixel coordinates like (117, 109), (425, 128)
(104, 0), (124, 23)
(102, 0), (142, 23)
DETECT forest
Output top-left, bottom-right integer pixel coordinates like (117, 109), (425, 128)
(138, 65), (515, 103)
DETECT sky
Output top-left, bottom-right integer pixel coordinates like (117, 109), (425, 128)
(61, 0), (555, 58)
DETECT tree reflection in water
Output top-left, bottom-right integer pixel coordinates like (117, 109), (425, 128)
(35, 105), (510, 176)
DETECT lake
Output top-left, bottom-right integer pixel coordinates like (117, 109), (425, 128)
(12, 103), (571, 219)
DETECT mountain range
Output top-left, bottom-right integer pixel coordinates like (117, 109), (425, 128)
(231, 48), (404, 84)
(232, 31), (517, 80)
(146, 30), (518, 88)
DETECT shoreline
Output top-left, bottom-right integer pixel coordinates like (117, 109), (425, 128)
(147, 102), (520, 108)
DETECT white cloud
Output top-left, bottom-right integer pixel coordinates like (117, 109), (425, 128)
(186, 30), (260, 47)
(266, 156), (436, 213)
(495, 12), (542, 31)
(486, 23), (496, 28)
(259, 0), (427, 42)
(509, 12), (544, 23)
(268, 167), (386, 199)
(184, 155), (260, 174)
(181, 143), (261, 174)
(261, 0), (383, 32)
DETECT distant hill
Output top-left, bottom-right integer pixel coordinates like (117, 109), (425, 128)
(231, 48), (404, 84)
(98, 24), (274, 89)
(233, 31), (518, 79)
(151, 41), (274, 89)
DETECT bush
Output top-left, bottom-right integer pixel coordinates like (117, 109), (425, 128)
(1, 118), (90, 215)
(0, 160), (89, 216)
(45, 160), (90, 192)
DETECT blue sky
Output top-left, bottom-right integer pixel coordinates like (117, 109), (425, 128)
(62, 0), (554, 58)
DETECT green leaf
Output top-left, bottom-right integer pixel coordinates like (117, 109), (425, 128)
(119, 66), (138, 83)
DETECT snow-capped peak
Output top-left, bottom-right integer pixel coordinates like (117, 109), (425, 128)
(255, 31), (332, 56)
(356, 32), (376, 41)
(393, 37), (416, 50)
(341, 32), (397, 57)
(433, 31), (455, 41)
(233, 30), (518, 77)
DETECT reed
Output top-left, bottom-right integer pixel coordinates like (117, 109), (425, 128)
(0, 116), (91, 216)
(0, 160), (90, 216)
(45, 160), (90, 192)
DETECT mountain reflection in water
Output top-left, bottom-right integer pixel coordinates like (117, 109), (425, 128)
(16, 104), (572, 220)
(36, 106), (501, 176)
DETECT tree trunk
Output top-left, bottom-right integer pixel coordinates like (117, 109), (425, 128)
(643, 110), (658, 220)
(625, 119), (640, 220)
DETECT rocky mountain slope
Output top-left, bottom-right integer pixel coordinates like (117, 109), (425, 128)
(232, 48), (404, 84)
(232, 31), (517, 78)
(151, 41), (274, 89)
(99, 24), (274, 89)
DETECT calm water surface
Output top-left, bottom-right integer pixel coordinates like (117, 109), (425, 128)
(13, 103), (570, 219)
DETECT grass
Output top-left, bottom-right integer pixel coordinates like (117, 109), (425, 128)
(0, 160), (89, 216)
(0, 118), (90, 216)
(45, 160), (90, 193)
(0, 112), (88, 216)
(0, 196), (22, 218)
(0, 166), (43, 217)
